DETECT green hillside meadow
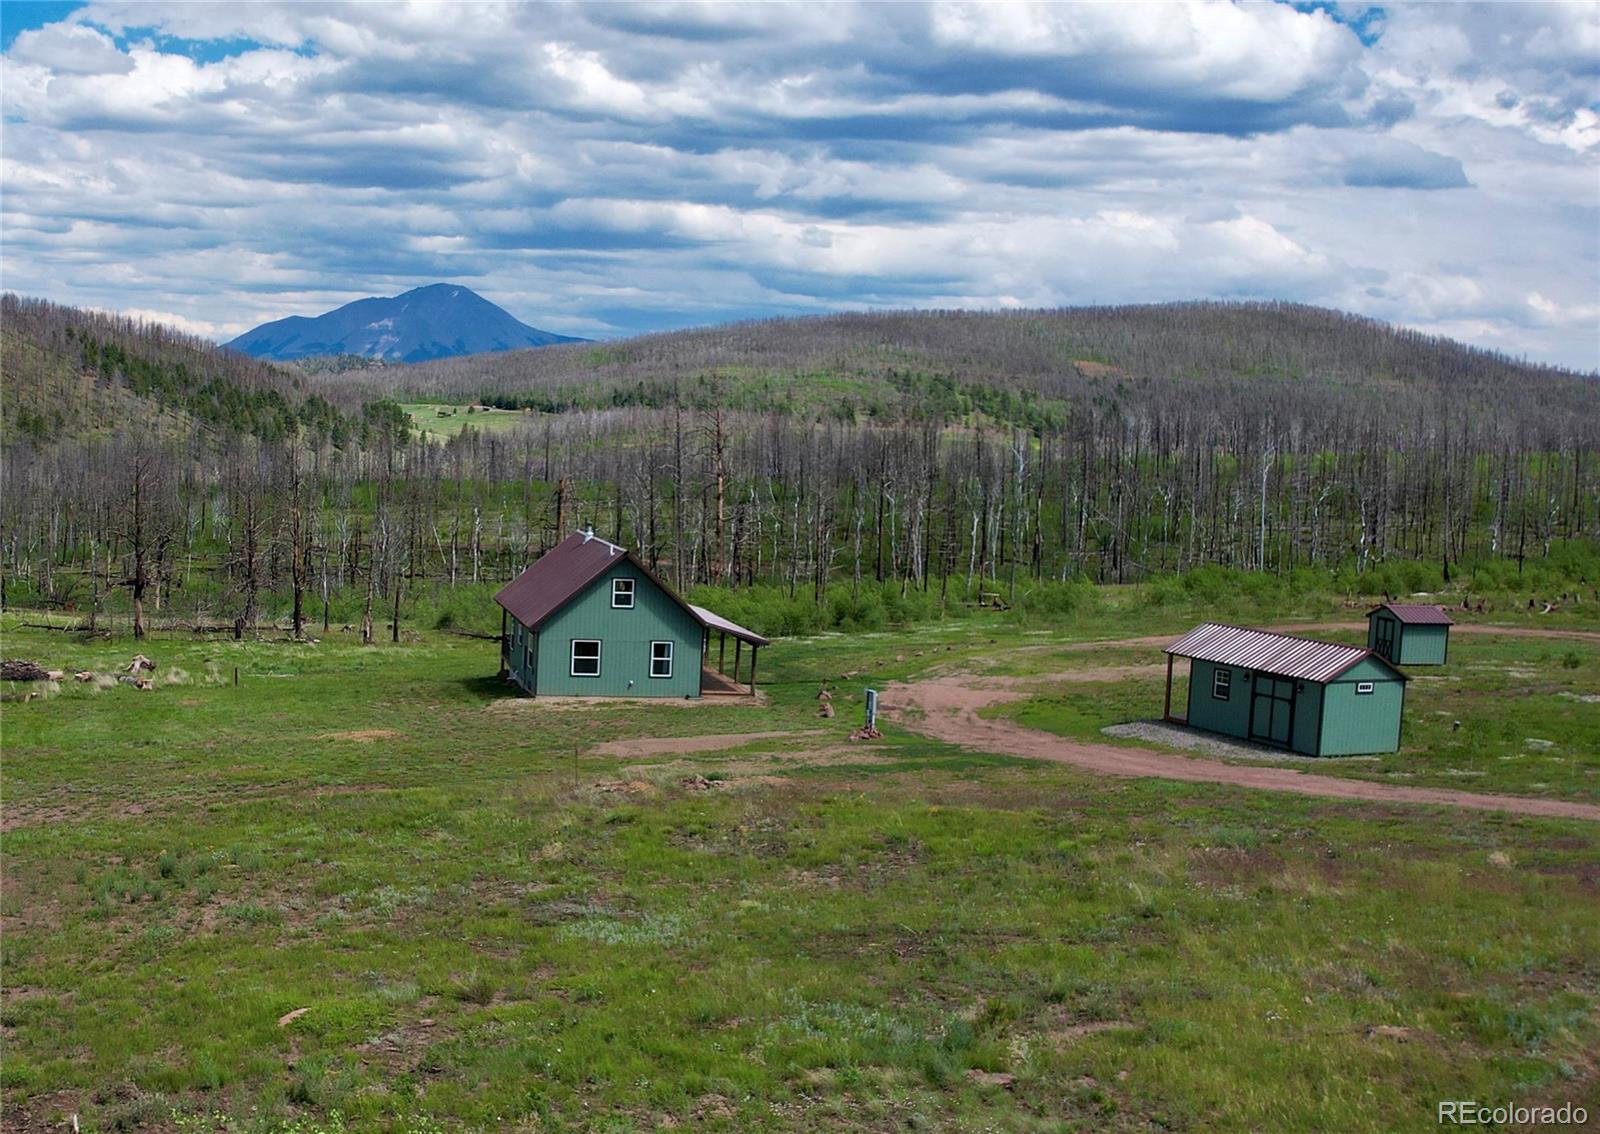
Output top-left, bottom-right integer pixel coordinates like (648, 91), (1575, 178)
(3, 586), (1597, 1133)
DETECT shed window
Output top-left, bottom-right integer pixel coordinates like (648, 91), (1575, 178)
(612, 578), (635, 608)
(570, 639), (601, 677)
(1355, 681), (1375, 695)
(650, 640), (674, 679)
(1212, 668), (1232, 700)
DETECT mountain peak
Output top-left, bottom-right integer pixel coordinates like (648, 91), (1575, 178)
(226, 284), (583, 363)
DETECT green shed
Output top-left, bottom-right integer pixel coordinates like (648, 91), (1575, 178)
(1367, 603), (1453, 666)
(1162, 623), (1408, 756)
(494, 528), (769, 698)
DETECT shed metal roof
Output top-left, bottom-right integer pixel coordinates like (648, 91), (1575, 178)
(494, 531), (772, 647)
(1370, 603), (1455, 626)
(1165, 623), (1405, 683)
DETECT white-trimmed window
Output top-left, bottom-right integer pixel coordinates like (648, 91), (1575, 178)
(612, 578), (635, 608)
(1212, 668), (1232, 700)
(570, 639), (601, 677)
(1355, 681), (1375, 695)
(650, 640), (674, 679)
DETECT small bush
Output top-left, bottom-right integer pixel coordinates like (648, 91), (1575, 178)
(450, 970), (498, 1006)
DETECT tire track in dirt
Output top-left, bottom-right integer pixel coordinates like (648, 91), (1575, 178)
(883, 623), (1600, 823)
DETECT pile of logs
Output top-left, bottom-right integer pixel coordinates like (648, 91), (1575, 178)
(1, 659), (50, 682)
(4, 655), (160, 690)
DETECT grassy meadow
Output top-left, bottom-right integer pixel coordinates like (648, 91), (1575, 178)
(400, 403), (534, 441)
(2, 600), (1598, 1133)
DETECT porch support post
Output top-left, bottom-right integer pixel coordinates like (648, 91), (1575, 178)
(719, 631), (727, 674)
(499, 608), (509, 681)
(734, 637), (743, 686)
(748, 645), (758, 697)
(1163, 653), (1174, 722)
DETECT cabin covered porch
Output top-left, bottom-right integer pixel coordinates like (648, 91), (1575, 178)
(691, 604), (770, 698)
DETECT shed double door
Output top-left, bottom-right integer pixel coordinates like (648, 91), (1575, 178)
(1249, 674), (1296, 747)
(1373, 617), (1396, 661)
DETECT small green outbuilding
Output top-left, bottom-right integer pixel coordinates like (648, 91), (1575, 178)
(1367, 603), (1454, 666)
(1163, 623), (1408, 756)
(494, 528), (768, 698)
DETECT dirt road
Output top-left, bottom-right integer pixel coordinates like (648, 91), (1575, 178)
(882, 624), (1600, 823)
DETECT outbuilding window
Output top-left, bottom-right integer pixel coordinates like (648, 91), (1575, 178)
(1355, 681), (1375, 695)
(570, 639), (601, 677)
(1212, 668), (1232, 700)
(650, 640), (673, 679)
(612, 578), (635, 608)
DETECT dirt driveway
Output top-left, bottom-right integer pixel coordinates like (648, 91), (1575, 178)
(882, 625), (1600, 823)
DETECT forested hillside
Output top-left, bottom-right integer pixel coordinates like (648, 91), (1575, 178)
(3, 296), (1597, 640)
(349, 302), (1598, 422)
(1, 296), (406, 446)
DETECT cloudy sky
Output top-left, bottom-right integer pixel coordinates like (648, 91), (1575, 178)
(2, 1), (1596, 368)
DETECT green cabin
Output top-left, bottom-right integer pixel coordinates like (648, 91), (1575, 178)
(1163, 623), (1408, 756)
(1367, 603), (1453, 666)
(495, 529), (768, 698)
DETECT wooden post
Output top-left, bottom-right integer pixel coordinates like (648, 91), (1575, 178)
(1163, 653), (1174, 722)
(748, 645), (758, 697)
(734, 638), (743, 687)
(719, 631), (727, 674)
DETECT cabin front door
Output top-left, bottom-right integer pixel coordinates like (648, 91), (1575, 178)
(1249, 674), (1295, 747)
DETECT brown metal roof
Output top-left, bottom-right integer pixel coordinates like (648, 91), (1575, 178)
(495, 533), (772, 648)
(1370, 603), (1455, 626)
(494, 531), (628, 630)
(689, 604), (770, 647)
(1165, 623), (1406, 683)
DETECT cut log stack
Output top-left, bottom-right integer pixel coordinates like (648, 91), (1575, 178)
(1, 659), (50, 682)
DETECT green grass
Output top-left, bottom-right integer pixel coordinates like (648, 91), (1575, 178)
(401, 402), (534, 440)
(3, 612), (1598, 1132)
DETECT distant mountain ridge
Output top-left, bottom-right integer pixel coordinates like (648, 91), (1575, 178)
(226, 284), (584, 363)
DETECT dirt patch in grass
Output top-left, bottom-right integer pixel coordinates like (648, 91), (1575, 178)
(484, 692), (770, 714)
(0, 1089), (89, 1134)
(315, 728), (402, 742)
(356, 1015), (453, 1074)
(1524, 859), (1600, 896)
(594, 730), (826, 758)
(618, 746), (897, 779)
(591, 779), (661, 798)
(1044, 1016), (1138, 1044)
(1105, 720), (1379, 764)
(2, 796), (156, 833)
(311, 783), (396, 797)
(1187, 846), (1286, 886)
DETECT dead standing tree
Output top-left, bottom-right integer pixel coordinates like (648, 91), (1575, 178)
(224, 447), (271, 640)
(110, 439), (178, 640)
